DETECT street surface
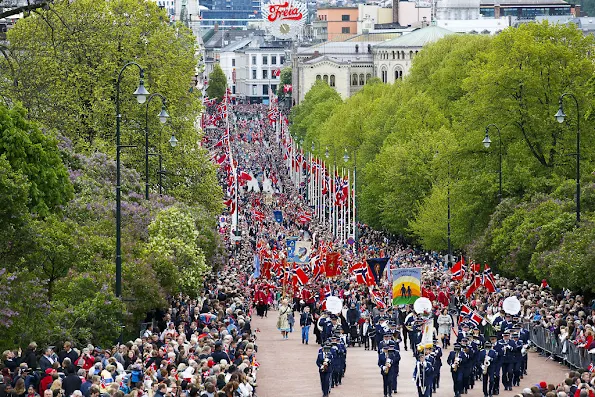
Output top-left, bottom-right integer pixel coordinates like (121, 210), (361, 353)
(254, 312), (569, 397)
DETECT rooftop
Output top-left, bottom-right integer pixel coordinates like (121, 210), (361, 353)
(374, 24), (455, 48)
(303, 54), (374, 65)
(480, 0), (569, 5)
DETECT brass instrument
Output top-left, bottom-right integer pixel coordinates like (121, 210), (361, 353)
(452, 356), (460, 372)
(321, 354), (330, 372)
(384, 358), (392, 374)
(482, 354), (490, 375)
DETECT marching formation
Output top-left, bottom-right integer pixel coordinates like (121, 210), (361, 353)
(204, 96), (595, 397)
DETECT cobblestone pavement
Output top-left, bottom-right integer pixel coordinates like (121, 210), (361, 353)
(253, 310), (569, 397)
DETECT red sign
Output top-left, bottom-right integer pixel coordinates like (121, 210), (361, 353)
(267, 2), (303, 22)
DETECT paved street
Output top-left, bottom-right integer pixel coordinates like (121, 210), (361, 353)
(254, 311), (569, 397)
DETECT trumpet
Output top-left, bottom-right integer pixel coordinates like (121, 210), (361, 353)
(384, 358), (392, 374)
(482, 355), (491, 375)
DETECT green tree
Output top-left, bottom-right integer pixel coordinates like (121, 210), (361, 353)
(206, 64), (228, 101)
(277, 67), (292, 99)
(0, 104), (73, 216)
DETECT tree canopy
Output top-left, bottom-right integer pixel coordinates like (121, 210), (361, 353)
(291, 21), (595, 294)
(206, 64), (228, 101)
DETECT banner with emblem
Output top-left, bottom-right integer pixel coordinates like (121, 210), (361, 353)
(286, 238), (312, 264)
(419, 321), (435, 349)
(391, 267), (422, 306)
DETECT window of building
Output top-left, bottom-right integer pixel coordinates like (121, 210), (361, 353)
(392, 51), (395, 60)
(341, 14), (350, 21)
(263, 70), (268, 79)
(316, 74), (321, 80)
(359, 74), (364, 85)
(352, 74), (358, 85)
(410, 51), (414, 59)
(271, 84), (277, 93)
(232, 59), (235, 67)
(252, 55), (257, 65)
(252, 70), (257, 79)
(271, 55), (277, 64)
(395, 69), (403, 80)
(323, 75), (328, 83)
(366, 73), (371, 82)
(280, 55), (285, 64)
(330, 75), (335, 87)
(252, 85), (257, 96)
(232, 85), (236, 94)
(381, 69), (387, 83)
(263, 55), (268, 65)
(342, 27), (350, 34)
(263, 84), (269, 95)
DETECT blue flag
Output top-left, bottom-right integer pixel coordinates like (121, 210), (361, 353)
(253, 254), (261, 278)
(273, 210), (283, 223)
(367, 257), (389, 285)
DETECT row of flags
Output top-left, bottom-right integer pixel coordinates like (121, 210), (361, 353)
(450, 257), (497, 296)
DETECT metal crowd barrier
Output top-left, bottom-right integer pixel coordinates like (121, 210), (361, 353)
(525, 323), (595, 370)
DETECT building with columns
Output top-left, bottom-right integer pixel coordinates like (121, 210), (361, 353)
(292, 24), (454, 104)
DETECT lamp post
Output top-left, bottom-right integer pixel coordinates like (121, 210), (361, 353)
(343, 147), (358, 252)
(144, 93), (170, 200)
(447, 160), (452, 267)
(115, 62), (149, 300)
(555, 93), (581, 225)
(150, 127), (178, 196)
(483, 123), (503, 202)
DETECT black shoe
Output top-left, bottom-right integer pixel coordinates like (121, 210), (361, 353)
(306, 341), (308, 345)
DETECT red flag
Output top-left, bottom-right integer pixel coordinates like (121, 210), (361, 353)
(465, 274), (482, 299)
(450, 257), (465, 281)
(239, 171), (253, 181)
(470, 262), (481, 273)
(252, 210), (265, 222)
(324, 252), (342, 278)
(370, 289), (386, 309)
(458, 304), (473, 324)
(469, 311), (484, 327)
(293, 266), (309, 287)
(214, 153), (227, 165)
(482, 264), (496, 293)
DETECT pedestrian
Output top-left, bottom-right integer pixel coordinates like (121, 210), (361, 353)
(300, 306), (313, 344)
(437, 308), (453, 348)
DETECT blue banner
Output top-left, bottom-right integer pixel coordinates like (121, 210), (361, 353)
(273, 210), (283, 223)
(367, 257), (389, 285)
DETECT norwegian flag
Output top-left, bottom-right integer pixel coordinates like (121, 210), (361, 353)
(458, 304), (472, 324)
(298, 211), (312, 224)
(469, 311), (484, 327)
(292, 265), (310, 287)
(482, 264), (496, 293)
(273, 68), (281, 77)
(283, 84), (292, 93)
(370, 289), (386, 309)
(252, 210), (265, 222)
(335, 176), (349, 206)
(470, 262), (481, 274)
(588, 363), (594, 372)
(450, 257), (465, 281)
(213, 153), (227, 165)
(321, 285), (332, 301)
(465, 274), (483, 299)
(350, 262), (375, 286)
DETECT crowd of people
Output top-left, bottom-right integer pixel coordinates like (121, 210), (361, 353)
(3, 99), (595, 397)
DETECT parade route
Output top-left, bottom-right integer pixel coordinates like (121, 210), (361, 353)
(254, 311), (570, 397)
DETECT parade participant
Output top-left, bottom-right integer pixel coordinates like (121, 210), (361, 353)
(518, 323), (530, 377)
(437, 308), (453, 349)
(489, 335), (503, 396)
(389, 322), (402, 350)
(498, 330), (515, 391)
(430, 339), (443, 393)
(404, 310), (417, 352)
(329, 337), (342, 388)
(300, 306), (313, 345)
(448, 343), (465, 397)
(360, 316), (372, 350)
(460, 338), (474, 393)
(346, 303), (360, 347)
(510, 331), (523, 387)
(316, 343), (333, 397)
(277, 299), (291, 340)
(378, 345), (394, 397)
(368, 317), (377, 351)
(479, 341), (498, 397)
(389, 346), (400, 395)
(379, 332), (392, 355)
(254, 286), (267, 318)
(413, 349), (433, 397)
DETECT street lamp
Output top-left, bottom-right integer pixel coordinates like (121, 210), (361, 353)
(115, 62), (149, 302)
(555, 92), (581, 225)
(483, 123), (503, 202)
(145, 93), (169, 200)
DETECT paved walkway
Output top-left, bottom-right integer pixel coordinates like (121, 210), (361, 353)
(253, 310), (569, 397)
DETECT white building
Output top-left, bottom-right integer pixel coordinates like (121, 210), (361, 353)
(219, 37), (290, 103)
(292, 25), (454, 103)
(372, 24), (454, 83)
